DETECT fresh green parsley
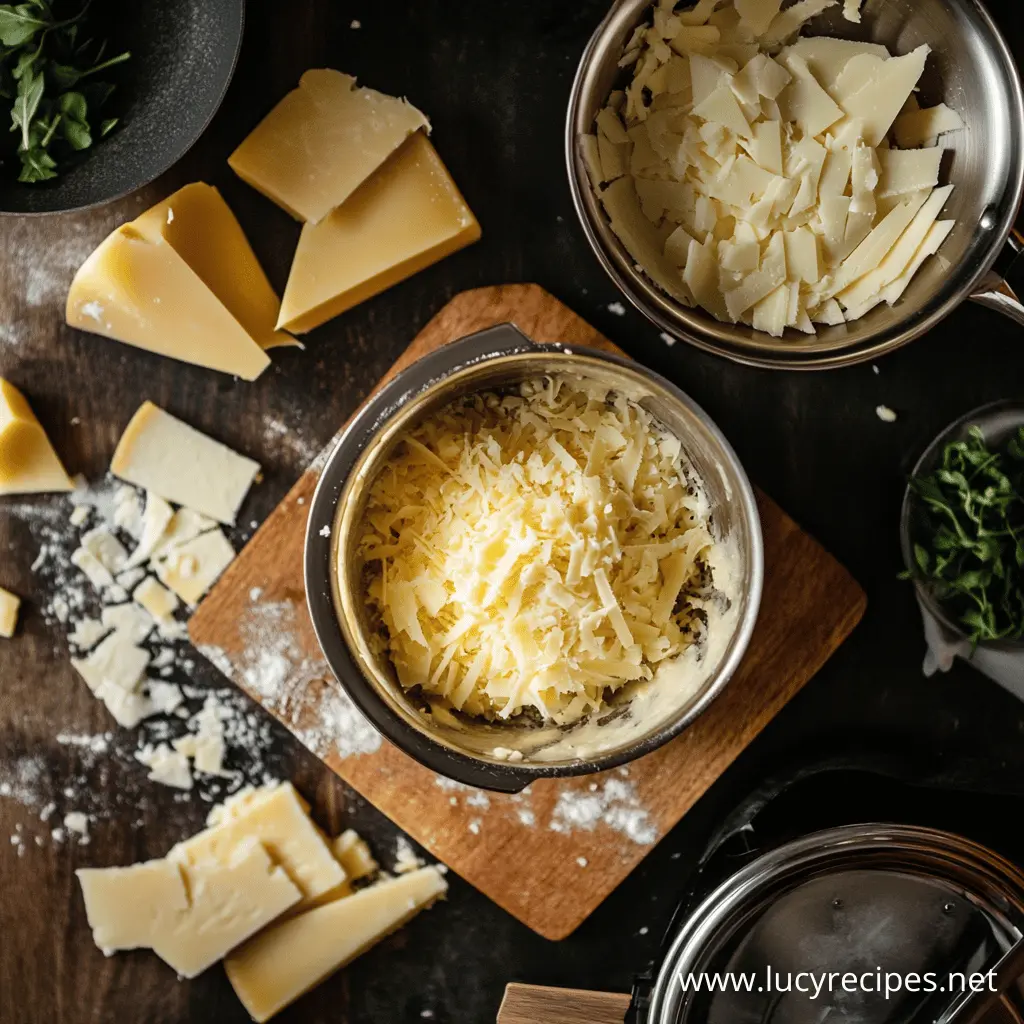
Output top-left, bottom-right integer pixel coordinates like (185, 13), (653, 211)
(0, 0), (129, 182)
(903, 425), (1024, 645)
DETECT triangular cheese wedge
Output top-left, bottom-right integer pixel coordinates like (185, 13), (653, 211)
(66, 222), (272, 380)
(133, 183), (296, 351)
(0, 378), (74, 495)
(278, 132), (480, 333)
(229, 69), (430, 224)
(224, 866), (448, 1022)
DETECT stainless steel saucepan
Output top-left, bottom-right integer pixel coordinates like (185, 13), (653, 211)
(567, 0), (1024, 369)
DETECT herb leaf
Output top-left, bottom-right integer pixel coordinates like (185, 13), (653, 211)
(0, 4), (48, 47)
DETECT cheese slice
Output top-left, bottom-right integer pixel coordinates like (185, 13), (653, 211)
(132, 184), (295, 352)
(66, 225), (271, 381)
(0, 379), (74, 496)
(734, 0), (783, 36)
(154, 528), (236, 605)
(877, 147), (942, 197)
(881, 219), (955, 306)
(278, 132), (480, 333)
(229, 69), (430, 224)
(693, 85), (751, 137)
(111, 402), (260, 526)
(170, 782), (345, 905)
(777, 53), (844, 138)
(762, 0), (837, 46)
(224, 867), (448, 1022)
(893, 103), (965, 149)
(785, 37), (889, 91)
(832, 46), (931, 147)
(0, 586), (20, 638)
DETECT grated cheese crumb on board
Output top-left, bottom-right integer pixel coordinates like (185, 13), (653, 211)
(582, 0), (963, 338)
(358, 376), (714, 726)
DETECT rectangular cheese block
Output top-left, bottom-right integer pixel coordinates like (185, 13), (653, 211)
(132, 183), (295, 352)
(0, 586), (20, 638)
(278, 132), (480, 332)
(67, 224), (271, 381)
(229, 69), (430, 224)
(111, 403), (260, 526)
(171, 782), (345, 904)
(0, 378), (74, 496)
(224, 867), (448, 1022)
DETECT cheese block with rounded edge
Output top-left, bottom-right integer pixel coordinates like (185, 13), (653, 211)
(66, 224), (271, 380)
(228, 69), (430, 224)
(224, 866), (448, 1022)
(0, 379), (74, 496)
(131, 183), (296, 351)
(0, 586), (20, 638)
(277, 132), (480, 333)
(111, 403), (260, 526)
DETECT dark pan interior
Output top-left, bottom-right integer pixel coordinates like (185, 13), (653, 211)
(0, 0), (244, 215)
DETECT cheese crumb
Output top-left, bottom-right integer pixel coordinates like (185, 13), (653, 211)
(876, 404), (898, 422)
(607, 301), (627, 316)
(358, 378), (714, 726)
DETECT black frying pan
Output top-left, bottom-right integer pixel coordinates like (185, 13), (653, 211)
(0, 0), (244, 216)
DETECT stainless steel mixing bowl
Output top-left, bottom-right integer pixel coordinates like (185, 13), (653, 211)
(567, 0), (1024, 369)
(305, 325), (763, 793)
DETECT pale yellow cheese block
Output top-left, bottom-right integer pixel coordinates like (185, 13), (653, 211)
(132, 183), (296, 351)
(0, 586), (21, 638)
(0, 379), (74, 496)
(79, 842), (302, 979)
(278, 132), (481, 333)
(67, 223), (271, 380)
(111, 402), (260, 526)
(224, 867), (448, 1022)
(154, 528), (236, 606)
(170, 782), (345, 904)
(228, 69), (430, 224)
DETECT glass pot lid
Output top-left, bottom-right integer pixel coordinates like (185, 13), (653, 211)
(646, 824), (1024, 1024)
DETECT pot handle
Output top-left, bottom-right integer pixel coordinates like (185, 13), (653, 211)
(496, 984), (631, 1024)
(970, 226), (1024, 326)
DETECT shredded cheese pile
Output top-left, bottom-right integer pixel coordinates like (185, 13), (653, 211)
(357, 377), (714, 726)
(581, 0), (963, 337)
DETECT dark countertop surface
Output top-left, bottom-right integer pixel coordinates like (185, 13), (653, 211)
(2, 1), (1024, 1021)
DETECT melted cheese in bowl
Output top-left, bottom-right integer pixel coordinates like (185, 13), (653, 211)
(356, 376), (717, 727)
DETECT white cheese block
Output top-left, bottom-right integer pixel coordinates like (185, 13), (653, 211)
(155, 528), (236, 605)
(171, 782), (345, 905)
(833, 46), (931, 147)
(877, 147), (942, 197)
(224, 867), (448, 1023)
(893, 103), (965, 149)
(111, 402), (260, 526)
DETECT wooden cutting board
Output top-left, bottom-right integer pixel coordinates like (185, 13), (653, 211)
(189, 284), (866, 941)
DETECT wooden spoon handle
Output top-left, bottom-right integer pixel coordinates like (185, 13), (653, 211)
(496, 983), (631, 1024)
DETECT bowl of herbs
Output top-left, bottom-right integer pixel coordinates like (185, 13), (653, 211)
(0, 0), (243, 215)
(901, 402), (1024, 649)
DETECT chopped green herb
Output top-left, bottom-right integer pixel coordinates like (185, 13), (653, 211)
(902, 424), (1024, 645)
(0, 0), (129, 183)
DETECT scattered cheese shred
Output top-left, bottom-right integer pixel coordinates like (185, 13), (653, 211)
(357, 377), (714, 726)
(581, 0), (961, 339)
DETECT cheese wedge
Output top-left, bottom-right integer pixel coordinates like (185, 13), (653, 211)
(224, 867), (448, 1022)
(111, 403), (260, 526)
(229, 69), (430, 224)
(278, 132), (480, 332)
(132, 184), (295, 351)
(79, 841), (302, 979)
(0, 586), (20, 638)
(0, 379), (74, 495)
(67, 224), (271, 381)
(170, 782), (345, 905)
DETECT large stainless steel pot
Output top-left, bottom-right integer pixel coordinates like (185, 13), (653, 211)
(567, 0), (1024, 370)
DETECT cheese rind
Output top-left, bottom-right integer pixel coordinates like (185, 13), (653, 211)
(0, 586), (21, 638)
(111, 403), (260, 526)
(0, 379), (74, 496)
(229, 69), (430, 224)
(170, 782), (345, 904)
(224, 867), (448, 1022)
(132, 184), (295, 352)
(278, 132), (480, 332)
